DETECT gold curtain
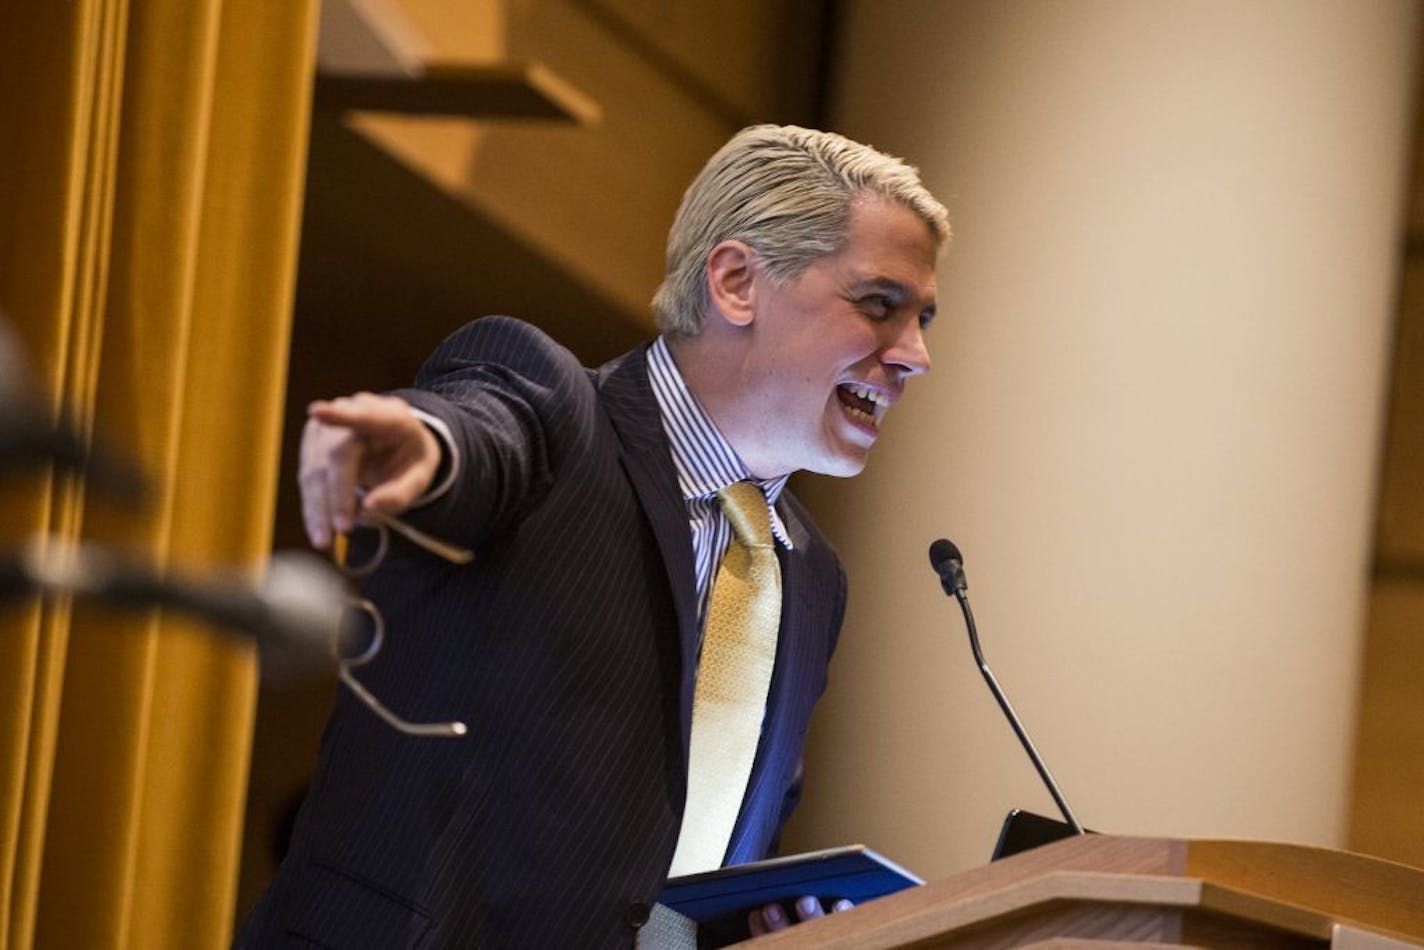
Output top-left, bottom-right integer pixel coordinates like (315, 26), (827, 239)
(0, 0), (317, 946)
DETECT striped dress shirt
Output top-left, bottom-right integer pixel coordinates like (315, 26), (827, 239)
(646, 337), (792, 628)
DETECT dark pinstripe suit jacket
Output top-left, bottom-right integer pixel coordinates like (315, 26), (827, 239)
(238, 317), (846, 948)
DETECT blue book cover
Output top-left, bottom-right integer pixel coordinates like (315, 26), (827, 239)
(658, 845), (922, 926)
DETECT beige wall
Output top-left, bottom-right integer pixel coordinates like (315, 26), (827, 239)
(783, 0), (1420, 878)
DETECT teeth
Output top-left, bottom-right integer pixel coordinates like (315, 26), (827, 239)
(840, 383), (890, 426)
(845, 383), (888, 407)
(846, 406), (874, 423)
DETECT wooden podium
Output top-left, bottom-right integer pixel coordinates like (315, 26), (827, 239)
(738, 835), (1424, 948)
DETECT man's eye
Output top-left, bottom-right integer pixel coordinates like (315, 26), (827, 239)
(860, 295), (893, 317)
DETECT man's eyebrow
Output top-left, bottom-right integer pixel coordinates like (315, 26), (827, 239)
(849, 275), (937, 321)
(848, 276), (911, 300)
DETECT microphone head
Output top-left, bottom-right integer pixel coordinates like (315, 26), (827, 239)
(928, 537), (968, 595)
(257, 551), (349, 679)
(928, 538), (963, 572)
(0, 315), (147, 501)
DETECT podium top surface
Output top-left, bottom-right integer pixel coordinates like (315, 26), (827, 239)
(740, 834), (1424, 948)
(1182, 837), (1424, 941)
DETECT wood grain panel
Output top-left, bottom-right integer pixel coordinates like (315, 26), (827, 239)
(1349, 30), (1424, 874)
(1349, 582), (1424, 869)
(1374, 258), (1424, 565)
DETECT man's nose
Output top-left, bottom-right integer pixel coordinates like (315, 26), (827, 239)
(883, 319), (931, 377)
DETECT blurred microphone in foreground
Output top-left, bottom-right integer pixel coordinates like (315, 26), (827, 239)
(0, 537), (347, 676)
(0, 311), (146, 502)
(1, 312), (458, 734)
(0, 535), (466, 735)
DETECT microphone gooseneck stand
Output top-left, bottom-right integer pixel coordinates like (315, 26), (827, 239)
(929, 538), (1085, 835)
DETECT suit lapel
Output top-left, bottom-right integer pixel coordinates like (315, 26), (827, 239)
(595, 347), (701, 762)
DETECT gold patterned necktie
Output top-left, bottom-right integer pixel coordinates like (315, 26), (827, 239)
(668, 480), (783, 876)
(641, 482), (783, 946)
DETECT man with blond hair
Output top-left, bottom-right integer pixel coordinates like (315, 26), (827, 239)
(240, 124), (948, 948)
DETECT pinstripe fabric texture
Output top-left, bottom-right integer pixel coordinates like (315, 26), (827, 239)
(236, 317), (847, 948)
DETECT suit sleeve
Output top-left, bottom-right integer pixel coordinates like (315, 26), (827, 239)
(389, 316), (599, 548)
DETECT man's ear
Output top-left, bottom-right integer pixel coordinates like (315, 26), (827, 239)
(705, 240), (759, 328)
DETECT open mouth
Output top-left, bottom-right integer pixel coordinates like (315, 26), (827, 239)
(836, 383), (888, 428)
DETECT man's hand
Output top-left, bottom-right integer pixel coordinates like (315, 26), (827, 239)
(298, 392), (442, 549)
(746, 896), (853, 937)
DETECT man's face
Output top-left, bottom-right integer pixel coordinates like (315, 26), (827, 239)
(735, 198), (938, 478)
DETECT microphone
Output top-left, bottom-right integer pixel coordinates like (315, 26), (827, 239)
(0, 410), (148, 502)
(928, 538), (1085, 834)
(928, 538), (967, 595)
(0, 317), (146, 500)
(4, 536), (467, 736)
(7, 537), (345, 668)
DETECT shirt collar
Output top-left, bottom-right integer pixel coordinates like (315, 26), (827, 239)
(647, 337), (792, 549)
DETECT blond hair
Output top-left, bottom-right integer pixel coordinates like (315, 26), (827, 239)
(651, 124), (949, 337)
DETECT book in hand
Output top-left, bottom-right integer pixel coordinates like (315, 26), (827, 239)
(658, 844), (922, 935)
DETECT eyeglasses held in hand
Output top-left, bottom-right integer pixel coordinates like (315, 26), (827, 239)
(333, 505), (475, 576)
(331, 505), (474, 738)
